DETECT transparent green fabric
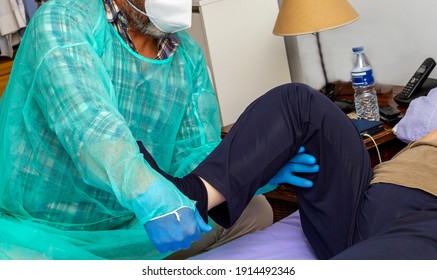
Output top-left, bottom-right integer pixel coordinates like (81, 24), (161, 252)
(0, 0), (221, 259)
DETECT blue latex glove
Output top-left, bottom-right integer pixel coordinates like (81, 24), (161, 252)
(144, 207), (212, 253)
(269, 146), (319, 188)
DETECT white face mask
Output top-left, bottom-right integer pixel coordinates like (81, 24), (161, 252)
(126, 0), (192, 33)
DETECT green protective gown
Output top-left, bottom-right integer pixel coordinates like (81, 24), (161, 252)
(0, 0), (222, 259)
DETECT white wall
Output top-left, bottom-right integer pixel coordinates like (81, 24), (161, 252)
(188, 0), (290, 125)
(288, 0), (437, 89)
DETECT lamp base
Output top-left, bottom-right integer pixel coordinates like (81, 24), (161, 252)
(320, 82), (338, 100)
(320, 81), (356, 113)
(334, 99), (355, 113)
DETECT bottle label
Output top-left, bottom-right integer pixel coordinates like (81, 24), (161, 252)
(351, 68), (374, 86)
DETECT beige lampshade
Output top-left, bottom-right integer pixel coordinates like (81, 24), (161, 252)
(273, 0), (359, 36)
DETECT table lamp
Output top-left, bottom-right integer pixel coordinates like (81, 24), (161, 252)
(273, 0), (359, 99)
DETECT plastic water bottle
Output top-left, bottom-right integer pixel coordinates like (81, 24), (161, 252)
(351, 47), (380, 121)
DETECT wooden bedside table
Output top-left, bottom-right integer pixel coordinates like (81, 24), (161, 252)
(222, 82), (409, 222)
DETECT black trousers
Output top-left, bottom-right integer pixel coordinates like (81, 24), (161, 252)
(334, 182), (437, 259)
(192, 83), (437, 259)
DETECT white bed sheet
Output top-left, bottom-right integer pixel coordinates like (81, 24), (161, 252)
(190, 211), (317, 260)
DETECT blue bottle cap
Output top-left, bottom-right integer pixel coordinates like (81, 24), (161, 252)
(352, 46), (364, 52)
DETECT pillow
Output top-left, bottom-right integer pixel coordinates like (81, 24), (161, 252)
(394, 87), (437, 143)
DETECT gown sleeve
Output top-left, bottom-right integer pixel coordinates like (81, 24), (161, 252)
(168, 41), (222, 177)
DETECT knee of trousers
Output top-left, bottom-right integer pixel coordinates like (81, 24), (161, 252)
(263, 83), (327, 105)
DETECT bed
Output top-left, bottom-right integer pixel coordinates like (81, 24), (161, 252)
(189, 210), (317, 260)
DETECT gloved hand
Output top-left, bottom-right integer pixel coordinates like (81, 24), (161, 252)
(269, 146), (319, 188)
(144, 207), (212, 253)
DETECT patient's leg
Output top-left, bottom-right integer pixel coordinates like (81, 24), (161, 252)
(136, 140), (209, 222)
(333, 183), (437, 259)
(192, 83), (373, 259)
